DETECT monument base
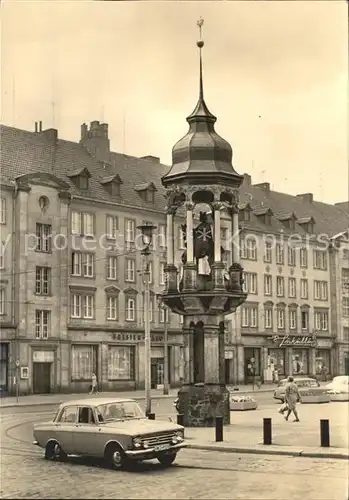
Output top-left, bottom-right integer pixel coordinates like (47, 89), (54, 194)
(177, 383), (230, 427)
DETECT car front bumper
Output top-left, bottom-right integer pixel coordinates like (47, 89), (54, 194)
(125, 441), (187, 460)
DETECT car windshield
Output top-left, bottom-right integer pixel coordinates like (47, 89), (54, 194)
(96, 401), (145, 422)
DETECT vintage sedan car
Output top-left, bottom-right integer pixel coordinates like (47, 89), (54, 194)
(273, 377), (324, 402)
(325, 376), (349, 401)
(33, 398), (187, 469)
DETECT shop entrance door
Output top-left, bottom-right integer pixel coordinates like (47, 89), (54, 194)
(151, 358), (164, 389)
(33, 363), (51, 394)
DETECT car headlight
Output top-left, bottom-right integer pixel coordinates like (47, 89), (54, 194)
(143, 440), (150, 448)
(175, 430), (184, 440)
(132, 437), (142, 448)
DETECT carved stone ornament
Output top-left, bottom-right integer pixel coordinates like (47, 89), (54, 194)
(165, 185), (185, 214)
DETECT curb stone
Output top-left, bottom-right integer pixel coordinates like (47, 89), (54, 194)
(186, 444), (349, 460)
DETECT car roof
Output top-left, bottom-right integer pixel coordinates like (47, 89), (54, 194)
(58, 398), (137, 408)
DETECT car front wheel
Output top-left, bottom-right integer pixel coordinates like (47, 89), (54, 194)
(105, 443), (126, 470)
(157, 452), (177, 467)
(45, 441), (67, 461)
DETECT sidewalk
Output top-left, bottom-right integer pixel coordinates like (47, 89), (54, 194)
(0, 384), (275, 409)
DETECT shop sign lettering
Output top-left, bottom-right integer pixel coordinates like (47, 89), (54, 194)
(268, 334), (317, 348)
(115, 333), (164, 342)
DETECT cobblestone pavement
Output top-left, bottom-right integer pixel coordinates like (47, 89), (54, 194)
(1, 410), (348, 499)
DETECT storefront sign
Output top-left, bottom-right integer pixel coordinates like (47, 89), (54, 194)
(33, 351), (54, 363)
(268, 334), (317, 348)
(114, 333), (164, 343)
(225, 351), (234, 359)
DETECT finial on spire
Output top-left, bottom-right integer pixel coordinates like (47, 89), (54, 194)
(196, 17), (204, 100)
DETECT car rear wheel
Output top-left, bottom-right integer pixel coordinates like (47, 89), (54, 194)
(105, 443), (126, 470)
(157, 452), (177, 467)
(45, 441), (67, 461)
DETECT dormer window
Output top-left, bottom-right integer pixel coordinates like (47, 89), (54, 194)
(253, 207), (273, 225)
(277, 212), (297, 231)
(100, 174), (122, 197)
(67, 167), (91, 191)
(239, 203), (252, 222)
(134, 182), (157, 204)
(297, 216), (315, 234)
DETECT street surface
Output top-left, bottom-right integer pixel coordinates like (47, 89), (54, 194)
(1, 395), (348, 499)
(1, 407), (348, 500)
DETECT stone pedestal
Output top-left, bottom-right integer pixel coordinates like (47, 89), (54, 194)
(177, 383), (230, 427)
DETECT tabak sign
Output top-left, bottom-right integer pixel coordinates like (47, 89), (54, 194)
(268, 333), (318, 348)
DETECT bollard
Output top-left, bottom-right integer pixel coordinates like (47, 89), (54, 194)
(177, 413), (184, 426)
(320, 419), (330, 447)
(215, 416), (224, 442)
(263, 418), (272, 445)
(148, 413), (155, 420)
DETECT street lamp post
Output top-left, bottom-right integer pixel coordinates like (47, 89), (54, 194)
(156, 295), (169, 396)
(137, 222), (157, 417)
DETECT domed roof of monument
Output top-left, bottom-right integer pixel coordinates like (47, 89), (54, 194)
(162, 19), (243, 189)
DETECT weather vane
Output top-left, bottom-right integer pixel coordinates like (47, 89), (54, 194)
(197, 17), (204, 48)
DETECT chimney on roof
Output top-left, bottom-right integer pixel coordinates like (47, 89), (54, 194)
(80, 120), (110, 163)
(253, 182), (270, 193)
(296, 193), (313, 203)
(140, 155), (160, 163)
(42, 128), (58, 142)
(39, 121), (43, 132)
(34, 122), (38, 133)
(243, 173), (252, 186)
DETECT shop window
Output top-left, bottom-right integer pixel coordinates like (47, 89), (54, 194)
(244, 348), (261, 378)
(71, 345), (97, 381)
(315, 349), (331, 377)
(291, 349), (309, 375)
(268, 348), (285, 376)
(107, 345), (135, 380)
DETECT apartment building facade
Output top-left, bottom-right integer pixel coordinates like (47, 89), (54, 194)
(0, 122), (348, 395)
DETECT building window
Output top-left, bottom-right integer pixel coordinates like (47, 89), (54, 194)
(276, 276), (284, 297)
(288, 247), (296, 266)
(36, 223), (52, 252)
(71, 211), (94, 236)
(268, 348), (285, 376)
(300, 248), (308, 267)
(107, 256), (118, 280)
(0, 198), (6, 224)
(315, 311), (329, 331)
(288, 278), (296, 298)
(241, 306), (258, 328)
(35, 267), (51, 295)
(315, 349), (331, 376)
(158, 225), (166, 248)
(264, 275), (272, 296)
(276, 244), (284, 265)
(243, 272), (258, 294)
(70, 293), (95, 319)
(35, 310), (50, 339)
(106, 215), (118, 239)
(313, 250), (327, 270)
(300, 279), (308, 299)
(277, 308), (285, 330)
(126, 297), (136, 321)
(289, 309), (297, 330)
(0, 289), (5, 315)
(264, 308), (273, 329)
(343, 298), (349, 317)
(292, 349), (309, 375)
(314, 281), (328, 301)
(159, 307), (170, 323)
(263, 240), (272, 263)
(0, 241), (5, 269)
(160, 263), (166, 286)
(125, 219), (135, 243)
(241, 238), (257, 260)
(71, 252), (94, 278)
(301, 310), (309, 330)
(107, 345), (135, 380)
(106, 295), (118, 320)
(71, 345), (97, 381)
(342, 269), (349, 291)
(125, 259), (135, 282)
(343, 327), (349, 342)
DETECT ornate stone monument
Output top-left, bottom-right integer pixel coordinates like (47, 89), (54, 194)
(160, 19), (247, 427)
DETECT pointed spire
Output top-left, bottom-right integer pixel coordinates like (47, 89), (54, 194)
(187, 17), (216, 124)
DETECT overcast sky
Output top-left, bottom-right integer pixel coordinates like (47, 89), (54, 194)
(2, 0), (348, 204)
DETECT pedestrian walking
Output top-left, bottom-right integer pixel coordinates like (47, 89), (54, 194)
(284, 376), (300, 422)
(89, 372), (98, 394)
